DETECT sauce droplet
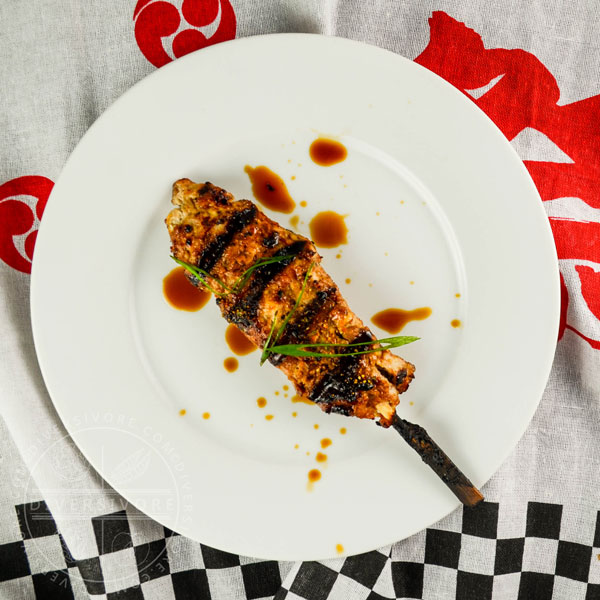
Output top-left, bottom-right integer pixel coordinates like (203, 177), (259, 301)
(294, 444), (299, 449)
(371, 307), (432, 334)
(202, 412), (210, 420)
(179, 409), (186, 416)
(455, 293), (461, 298)
(314, 424), (319, 430)
(345, 278), (351, 284)
(309, 138), (348, 166)
(225, 324), (257, 356)
(223, 357), (239, 372)
(308, 469), (321, 482)
(257, 397), (267, 408)
(309, 211), (348, 248)
(316, 452), (327, 463)
(451, 319), (462, 328)
(283, 385), (289, 391)
(265, 414), (274, 421)
(321, 438), (332, 449)
(244, 165), (295, 213)
(292, 412), (297, 417)
(340, 427), (347, 435)
(336, 544), (344, 554)
(409, 401), (414, 406)
(163, 267), (211, 311)
(300, 200), (307, 207)
(289, 215), (300, 229)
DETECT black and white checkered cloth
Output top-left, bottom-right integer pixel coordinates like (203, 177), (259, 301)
(2, 480), (600, 599)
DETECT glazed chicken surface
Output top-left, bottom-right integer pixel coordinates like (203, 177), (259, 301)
(166, 179), (415, 427)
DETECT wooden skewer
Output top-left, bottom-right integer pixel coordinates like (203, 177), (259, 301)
(391, 413), (484, 507)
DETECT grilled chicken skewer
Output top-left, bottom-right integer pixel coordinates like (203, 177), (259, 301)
(166, 179), (483, 506)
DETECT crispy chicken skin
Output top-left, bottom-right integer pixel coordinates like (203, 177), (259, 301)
(166, 179), (414, 427)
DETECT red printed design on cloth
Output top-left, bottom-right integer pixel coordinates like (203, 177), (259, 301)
(0, 176), (53, 274)
(416, 11), (600, 349)
(134, 0), (236, 68)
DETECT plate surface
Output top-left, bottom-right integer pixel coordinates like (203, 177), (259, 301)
(31, 34), (559, 560)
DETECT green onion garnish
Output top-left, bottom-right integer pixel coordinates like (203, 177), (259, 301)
(171, 256), (232, 296)
(260, 312), (279, 365)
(272, 262), (314, 346)
(262, 336), (419, 359)
(172, 253), (299, 296)
(233, 253), (298, 293)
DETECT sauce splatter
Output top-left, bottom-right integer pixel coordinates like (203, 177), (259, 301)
(371, 307), (432, 334)
(244, 165), (295, 213)
(179, 409), (186, 416)
(202, 412), (210, 420)
(292, 412), (297, 417)
(283, 385), (289, 391)
(309, 138), (348, 166)
(345, 278), (351, 284)
(340, 427), (347, 435)
(308, 469), (321, 482)
(257, 397), (267, 408)
(314, 424), (319, 430)
(223, 357), (239, 372)
(265, 414), (274, 421)
(455, 293), (461, 298)
(315, 452), (327, 463)
(409, 401), (414, 406)
(225, 324), (257, 356)
(321, 438), (332, 449)
(336, 544), (344, 554)
(300, 200), (307, 207)
(309, 211), (348, 248)
(451, 319), (462, 328)
(163, 267), (210, 311)
(289, 215), (300, 229)
(292, 395), (313, 405)
(294, 444), (299, 449)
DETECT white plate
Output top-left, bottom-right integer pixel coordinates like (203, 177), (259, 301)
(31, 34), (559, 560)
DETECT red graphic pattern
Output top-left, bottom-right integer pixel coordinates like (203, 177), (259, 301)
(416, 11), (600, 349)
(134, 0), (236, 68)
(0, 176), (53, 274)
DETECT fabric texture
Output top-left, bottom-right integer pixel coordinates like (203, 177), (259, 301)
(2, 1), (600, 598)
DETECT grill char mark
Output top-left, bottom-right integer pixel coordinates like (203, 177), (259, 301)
(308, 330), (376, 406)
(226, 240), (307, 329)
(268, 286), (337, 366)
(197, 205), (257, 273)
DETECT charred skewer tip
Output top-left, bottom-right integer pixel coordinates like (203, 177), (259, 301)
(391, 413), (484, 507)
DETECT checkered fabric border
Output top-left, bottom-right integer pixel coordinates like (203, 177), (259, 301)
(1, 500), (600, 598)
